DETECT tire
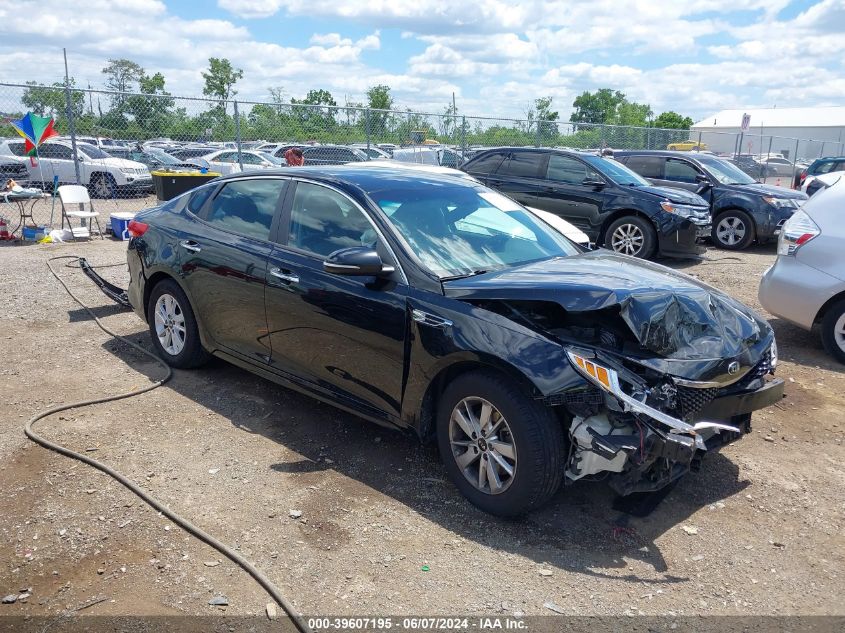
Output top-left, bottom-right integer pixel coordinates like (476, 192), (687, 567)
(90, 173), (117, 199)
(712, 209), (755, 250)
(603, 215), (656, 259)
(147, 279), (210, 369)
(436, 370), (564, 517)
(821, 298), (845, 365)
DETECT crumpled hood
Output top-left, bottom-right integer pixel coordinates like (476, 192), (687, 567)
(444, 250), (771, 362)
(731, 182), (807, 200)
(636, 185), (709, 206)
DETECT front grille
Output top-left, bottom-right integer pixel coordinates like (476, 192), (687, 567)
(545, 387), (604, 407)
(676, 385), (719, 418)
(732, 350), (773, 391)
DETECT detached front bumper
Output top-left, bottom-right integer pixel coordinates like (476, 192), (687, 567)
(657, 215), (709, 258)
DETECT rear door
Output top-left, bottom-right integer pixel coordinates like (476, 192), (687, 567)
(487, 151), (547, 208)
(654, 157), (703, 193)
(535, 154), (606, 235)
(37, 142), (75, 184)
(180, 177), (288, 364)
(462, 151), (508, 186)
(264, 180), (408, 421)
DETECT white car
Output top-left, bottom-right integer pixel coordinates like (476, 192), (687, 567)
(198, 150), (284, 175)
(802, 171), (843, 197)
(525, 207), (592, 248)
(0, 139), (151, 198)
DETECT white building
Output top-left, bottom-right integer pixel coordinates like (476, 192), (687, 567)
(691, 107), (845, 160)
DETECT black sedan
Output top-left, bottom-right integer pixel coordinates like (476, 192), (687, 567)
(126, 166), (783, 516)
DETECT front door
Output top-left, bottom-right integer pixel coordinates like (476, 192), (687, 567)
(536, 154), (606, 235)
(180, 177), (288, 363)
(264, 180), (408, 421)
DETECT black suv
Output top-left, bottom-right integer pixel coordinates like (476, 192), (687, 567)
(615, 151), (808, 250)
(461, 147), (710, 259)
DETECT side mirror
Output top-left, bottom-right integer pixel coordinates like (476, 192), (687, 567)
(324, 246), (395, 277)
(582, 177), (605, 188)
(695, 173), (709, 183)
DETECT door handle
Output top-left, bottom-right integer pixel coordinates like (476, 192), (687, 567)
(179, 240), (202, 253)
(269, 267), (300, 284)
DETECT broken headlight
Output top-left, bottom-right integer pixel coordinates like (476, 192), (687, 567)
(566, 347), (698, 434)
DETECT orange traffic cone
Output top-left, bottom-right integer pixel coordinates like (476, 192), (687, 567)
(0, 216), (11, 241)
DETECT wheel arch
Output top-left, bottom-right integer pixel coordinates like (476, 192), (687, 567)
(412, 356), (544, 443)
(815, 289), (845, 325)
(597, 209), (655, 247)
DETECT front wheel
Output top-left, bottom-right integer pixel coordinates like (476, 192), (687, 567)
(147, 279), (210, 368)
(821, 298), (845, 364)
(436, 371), (564, 517)
(712, 210), (754, 250)
(90, 173), (117, 199)
(604, 215), (656, 259)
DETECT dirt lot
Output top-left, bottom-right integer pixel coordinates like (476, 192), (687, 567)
(0, 226), (843, 622)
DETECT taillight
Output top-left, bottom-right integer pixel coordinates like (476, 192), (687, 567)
(799, 170), (807, 184)
(127, 219), (149, 237)
(777, 210), (820, 256)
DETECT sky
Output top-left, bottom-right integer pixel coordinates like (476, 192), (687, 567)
(0, 0), (843, 122)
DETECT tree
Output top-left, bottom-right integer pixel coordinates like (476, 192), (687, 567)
(616, 101), (653, 127)
(290, 89), (338, 130)
(570, 89), (626, 124)
(201, 57), (243, 113)
(534, 96), (559, 139)
(21, 80), (84, 122)
(102, 59), (144, 111)
(126, 72), (174, 134)
(366, 85), (393, 110)
(268, 86), (287, 114)
(652, 111), (694, 129)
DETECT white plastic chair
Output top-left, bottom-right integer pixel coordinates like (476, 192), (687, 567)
(59, 185), (103, 240)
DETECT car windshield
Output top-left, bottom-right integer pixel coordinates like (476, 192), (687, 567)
(698, 157), (756, 184)
(372, 183), (580, 278)
(147, 149), (181, 165)
(581, 154), (650, 186)
(77, 143), (110, 159)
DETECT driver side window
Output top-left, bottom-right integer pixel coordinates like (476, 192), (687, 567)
(546, 155), (598, 184)
(664, 159), (701, 183)
(288, 182), (375, 257)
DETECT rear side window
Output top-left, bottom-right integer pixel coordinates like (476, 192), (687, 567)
(204, 179), (287, 240)
(5, 142), (25, 156)
(664, 158), (700, 183)
(624, 155), (664, 179)
(815, 161), (836, 175)
(466, 152), (506, 175)
(497, 152), (544, 178)
(187, 185), (215, 215)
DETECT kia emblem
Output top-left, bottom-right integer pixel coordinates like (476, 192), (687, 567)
(728, 361), (740, 375)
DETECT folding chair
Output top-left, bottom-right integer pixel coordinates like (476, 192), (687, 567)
(59, 185), (103, 240)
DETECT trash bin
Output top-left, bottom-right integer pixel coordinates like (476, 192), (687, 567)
(151, 170), (221, 201)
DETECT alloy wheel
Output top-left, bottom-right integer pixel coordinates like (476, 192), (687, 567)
(154, 293), (186, 356)
(610, 223), (645, 256)
(448, 397), (517, 495)
(716, 216), (746, 247)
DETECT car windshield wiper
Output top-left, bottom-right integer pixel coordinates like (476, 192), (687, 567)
(440, 269), (489, 281)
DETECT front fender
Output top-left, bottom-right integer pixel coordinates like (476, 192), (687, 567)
(400, 289), (587, 428)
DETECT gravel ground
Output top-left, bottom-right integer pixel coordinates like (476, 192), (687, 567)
(0, 236), (843, 622)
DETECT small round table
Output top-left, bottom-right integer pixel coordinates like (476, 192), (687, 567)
(1, 191), (51, 238)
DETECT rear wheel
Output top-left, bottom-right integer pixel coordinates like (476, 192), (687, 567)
(821, 299), (845, 364)
(147, 279), (210, 368)
(712, 209), (754, 250)
(436, 371), (564, 516)
(604, 215), (656, 259)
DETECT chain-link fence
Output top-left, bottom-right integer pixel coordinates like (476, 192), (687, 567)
(1, 81), (842, 233)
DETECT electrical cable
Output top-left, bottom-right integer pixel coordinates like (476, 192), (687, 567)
(25, 255), (312, 633)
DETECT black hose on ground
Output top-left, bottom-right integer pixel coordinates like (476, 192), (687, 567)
(25, 255), (312, 633)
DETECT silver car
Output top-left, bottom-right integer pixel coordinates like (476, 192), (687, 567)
(759, 180), (845, 363)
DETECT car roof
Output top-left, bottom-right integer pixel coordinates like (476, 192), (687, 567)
(214, 164), (480, 193)
(613, 149), (709, 159)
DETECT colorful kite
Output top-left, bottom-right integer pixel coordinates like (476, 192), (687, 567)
(10, 112), (59, 156)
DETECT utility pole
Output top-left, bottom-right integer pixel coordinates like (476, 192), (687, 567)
(63, 48), (81, 185)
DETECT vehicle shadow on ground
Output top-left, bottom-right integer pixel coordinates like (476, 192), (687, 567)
(767, 317), (843, 374)
(664, 243), (775, 271)
(94, 328), (750, 587)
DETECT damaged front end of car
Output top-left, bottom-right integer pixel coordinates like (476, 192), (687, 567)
(446, 252), (785, 496)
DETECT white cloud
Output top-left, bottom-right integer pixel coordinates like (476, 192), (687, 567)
(217, 0), (285, 19)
